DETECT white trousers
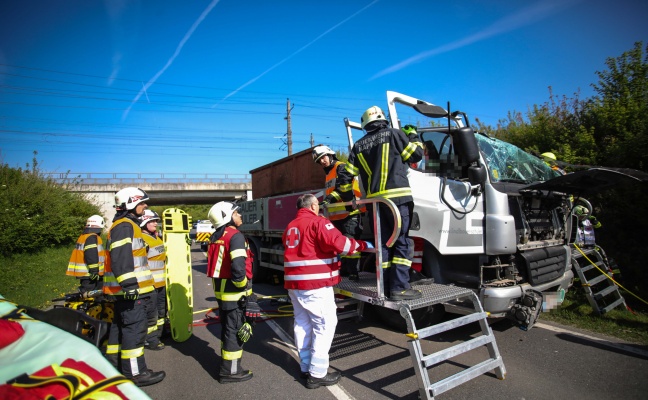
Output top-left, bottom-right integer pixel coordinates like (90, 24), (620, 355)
(288, 286), (338, 379)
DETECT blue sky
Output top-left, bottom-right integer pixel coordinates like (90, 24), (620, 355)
(1, 0), (647, 177)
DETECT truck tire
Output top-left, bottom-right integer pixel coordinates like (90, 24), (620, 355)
(200, 243), (208, 252)
(247, 237), (268, 283)
(376, 304), (445, 332)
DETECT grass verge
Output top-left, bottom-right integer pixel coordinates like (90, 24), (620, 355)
(541, 288), (648, 345)
(0, 245), (78, 308)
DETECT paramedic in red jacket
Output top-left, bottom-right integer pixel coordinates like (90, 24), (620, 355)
(282, 193), (370, 389)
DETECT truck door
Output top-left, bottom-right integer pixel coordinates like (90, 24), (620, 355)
(410, 130), (486, 255)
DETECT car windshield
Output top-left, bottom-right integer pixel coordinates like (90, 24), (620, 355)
(475, 134), (559, 184)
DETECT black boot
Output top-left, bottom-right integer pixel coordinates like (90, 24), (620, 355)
(306, 371), (341, 389)
(219, 370), (253, 384)
(130, 369), (166, 387)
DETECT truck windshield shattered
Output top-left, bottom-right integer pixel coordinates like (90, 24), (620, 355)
(474, 134), (559, 184)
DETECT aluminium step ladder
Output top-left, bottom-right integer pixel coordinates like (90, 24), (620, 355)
(571, 245), (626, 315)
(400, 284), (506, 400)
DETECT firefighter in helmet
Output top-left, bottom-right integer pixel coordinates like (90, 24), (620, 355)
(313, 144), (366, 281)
(66, 214), (106, 293)
(139, 209), (167, 351)
(541, 152), (566, 175)
(206, 201), (259, 383)
(103, 187), (165, 387)
(341, 106), (425, 300)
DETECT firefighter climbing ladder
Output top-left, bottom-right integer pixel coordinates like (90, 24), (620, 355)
(332, 198), (506, 399)
(571, 246), (626, 315)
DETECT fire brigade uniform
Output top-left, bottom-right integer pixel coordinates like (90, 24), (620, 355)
(323, 160), (365, 278)
(142, 230), (166, 348)
(283, 207), (367, 378)
(66, 229), (105, 293)
(343, 120), (423, 294)
(103, 216), (156, 378)
(206, 224), (253, 379)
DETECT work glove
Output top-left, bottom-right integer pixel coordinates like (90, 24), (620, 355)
(589, 216), (602, 228)
(245, 294), (261, 321)
(124, 288), (139, 301)
(402, 124), (417, 136)
(88, 269), (100, 281)
(237, 322), (253, 343)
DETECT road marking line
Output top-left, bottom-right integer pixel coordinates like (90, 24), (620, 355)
(265, 318), (355, 400)
(535, 322), (648, 357)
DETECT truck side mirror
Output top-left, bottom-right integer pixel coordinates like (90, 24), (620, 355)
(468, 164), (487, 185)
(453, 127), (480, 165)
(413, 103), (448, 118)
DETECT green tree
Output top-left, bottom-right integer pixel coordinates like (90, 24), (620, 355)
(584, 41), (648, 170)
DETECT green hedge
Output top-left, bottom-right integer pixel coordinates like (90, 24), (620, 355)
(0, 163), (101, 257)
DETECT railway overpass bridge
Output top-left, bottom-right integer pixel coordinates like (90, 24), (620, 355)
(46, 172), (252, 225)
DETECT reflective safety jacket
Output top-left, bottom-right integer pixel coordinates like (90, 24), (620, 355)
(343, 123), (423, 206)
(66, 231), (105, 277)
(207, 225), (253, 307)
(103, 216), (154, 296)
(142, 231), (166, 288)
(283, 208), (366, 291)
(324, 160), (366, 221)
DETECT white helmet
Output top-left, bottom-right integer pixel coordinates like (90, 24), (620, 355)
(208, 201), (240, 229)
(312, 145), (335, 163)
(86, 215), (105, 229)
(139, 209), (160, 227)
(114, 187), (149, 211)
(361, 106), (387, 129)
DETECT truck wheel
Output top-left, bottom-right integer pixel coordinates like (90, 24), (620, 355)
(248, 238), (268, 283)
(376, 304), (445, 332)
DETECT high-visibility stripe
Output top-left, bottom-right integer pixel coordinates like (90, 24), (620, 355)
(284, 257), (338, 267)
(121, 347), (144, 359)
(230, 248), (246, 259)
(392, 257), (412, 267)
(284, 270), (340, 281)
(222, 349), (243, 360)
(380, 143), (389, 192)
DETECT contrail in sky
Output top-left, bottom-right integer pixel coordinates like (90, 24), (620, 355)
(122, 0), (221, 121)
(369, 0), (580, 81)
(213, 0), (379, 107)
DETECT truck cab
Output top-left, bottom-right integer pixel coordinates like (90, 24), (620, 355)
(346, 91), (575, 328)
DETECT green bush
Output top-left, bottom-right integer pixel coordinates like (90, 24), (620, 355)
(0, 161), (101, 257)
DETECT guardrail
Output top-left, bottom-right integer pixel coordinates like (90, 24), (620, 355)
(43, 172), (251, 185)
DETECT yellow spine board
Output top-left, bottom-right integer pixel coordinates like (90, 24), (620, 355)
(162, 208), (194, 342)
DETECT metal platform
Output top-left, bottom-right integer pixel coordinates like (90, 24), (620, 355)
(334, 272), (476, 312)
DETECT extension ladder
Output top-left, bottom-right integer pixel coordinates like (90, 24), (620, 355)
(571, 246), (626, 315)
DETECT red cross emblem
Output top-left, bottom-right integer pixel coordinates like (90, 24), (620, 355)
(285, 227), (300, 249)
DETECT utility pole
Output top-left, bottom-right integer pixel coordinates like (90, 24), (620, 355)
(285, 98), (294, 156)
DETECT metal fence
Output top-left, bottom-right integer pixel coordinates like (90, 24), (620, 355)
(43, 172), (251, 185)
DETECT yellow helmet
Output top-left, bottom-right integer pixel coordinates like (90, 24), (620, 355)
(541, 152), (557, 161)
(361, 106), (387, 129)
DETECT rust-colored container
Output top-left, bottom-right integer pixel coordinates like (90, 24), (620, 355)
(250, 147), (324, 199)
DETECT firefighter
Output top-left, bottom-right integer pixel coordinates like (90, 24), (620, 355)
(313, 144), (365, 281)
(541, 152), (566, 175)
(103, 187), (165, 387)
(573, 205), (602, 247)
(283, 193), (371, 388)
(139, 209), (166, 351)
(342, 106), (425, 301)
(66, 214), (106, 293)
(206, 201), (258, 384)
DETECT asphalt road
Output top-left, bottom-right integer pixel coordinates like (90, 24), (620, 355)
(140, 243), (648, 400)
